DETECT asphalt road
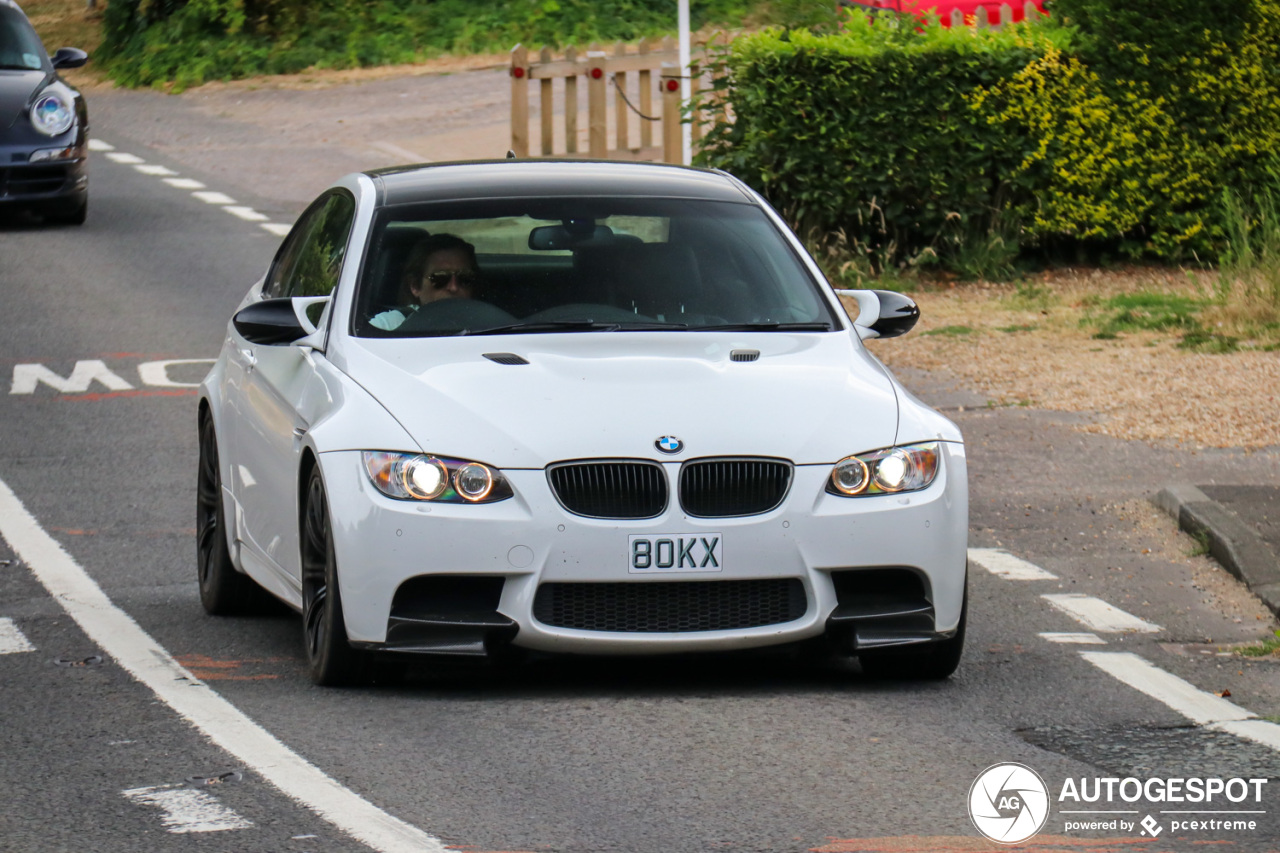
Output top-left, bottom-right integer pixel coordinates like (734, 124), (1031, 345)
(1, 73), (1278, 853)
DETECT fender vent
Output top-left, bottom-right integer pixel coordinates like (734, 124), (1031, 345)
(730, 350), (760, 362)
(483, 352), (529, 365)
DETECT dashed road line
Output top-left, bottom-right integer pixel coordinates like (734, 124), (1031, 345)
(122, 784), (252, 834)
(192, 191), (236, 205)
(163, 177), (206, 190)
(0, 474), (447, 853)
(0, 617), (35, 654)
(968, 548), (1058, 580)
(1041, 593), (1162, 634)
(92, 139), (293, 237)
(225, 206), (270, 222)
(1038, 631), (1106, 645)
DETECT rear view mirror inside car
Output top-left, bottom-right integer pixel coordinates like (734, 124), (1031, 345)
(528, 224), (615, 250)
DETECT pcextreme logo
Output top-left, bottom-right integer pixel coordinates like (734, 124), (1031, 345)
(968, 763), (1051, 844)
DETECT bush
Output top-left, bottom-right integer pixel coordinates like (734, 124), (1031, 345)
(99, 0), (756, 89)
(696, 18), (1068, 273)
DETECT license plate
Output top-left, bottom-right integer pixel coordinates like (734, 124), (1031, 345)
(628, 534), (723, 574)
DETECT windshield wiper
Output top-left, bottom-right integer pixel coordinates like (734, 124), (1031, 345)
(463, 320), (624, 336)
(0, 64), (39, 70)
(686, 322), (833, 332)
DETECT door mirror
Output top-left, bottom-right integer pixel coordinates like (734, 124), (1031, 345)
(835, 289), (920, 339)
(50, 48), (88, 70)
(234, 297), (315, 345)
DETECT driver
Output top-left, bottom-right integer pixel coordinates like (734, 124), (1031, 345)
(371, 233), (479, 330)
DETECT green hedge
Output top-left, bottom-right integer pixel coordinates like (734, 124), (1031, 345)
(695, 19), (1068, 273)
(697, 4), (1280, 270)
(99, 0), (755, 90)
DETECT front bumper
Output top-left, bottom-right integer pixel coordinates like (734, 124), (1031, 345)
(0, 154), (87, 208)
(321, 443), (968, 656)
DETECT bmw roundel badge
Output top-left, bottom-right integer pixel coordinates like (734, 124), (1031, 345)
(655, 436), (684, 454)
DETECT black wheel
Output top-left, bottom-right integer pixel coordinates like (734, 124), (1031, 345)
(301, 467), (366, 686)
(859, 586), (967, 681)
(197, 413), (254, 614)
(46, 197), (87, 226)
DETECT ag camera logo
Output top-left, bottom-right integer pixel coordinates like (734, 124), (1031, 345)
(968, 763), (1051, 844)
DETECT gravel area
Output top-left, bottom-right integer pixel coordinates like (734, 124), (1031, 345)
(861, 268), (1280, 450)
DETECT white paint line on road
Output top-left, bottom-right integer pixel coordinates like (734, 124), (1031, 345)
(192, 191), (236, 205)
(1210, 719), (1280, 752)
(968, 548), (1057, 580)
(87, 139), (114, 151)
(1038, 631), (1106, 645)
(134, 164), (178, 176)
(164, 177), (207, 190)
(370, 140), (429, 163)
(224, 206), (269, 222)
(1042, 594), (1161, 633)
(1080, 651), (1256, 726)
(0, 617), (35, 654)
(261, 223), (293, 237)
(106, 152), (145, 164)
(122, 784), (252, 833)
(0, 475), (448, 853)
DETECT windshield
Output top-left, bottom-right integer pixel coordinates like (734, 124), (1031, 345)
(0, 6), (47, 70)
(352, 197), (840, 337)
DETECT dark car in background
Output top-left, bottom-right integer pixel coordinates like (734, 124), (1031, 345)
(0, 0), (88, 225)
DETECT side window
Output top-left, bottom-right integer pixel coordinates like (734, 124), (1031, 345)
(286, 193), (357, 298)
(261, 191), (356, 299)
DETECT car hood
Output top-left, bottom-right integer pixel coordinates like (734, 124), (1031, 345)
(337, 332), (901, 468)
(0, 70), (46, 129)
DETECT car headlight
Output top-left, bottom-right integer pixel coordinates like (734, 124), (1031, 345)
(826, 442), (940, 497)
(30, 93), (74, 137)
(362, 451), (513, 503)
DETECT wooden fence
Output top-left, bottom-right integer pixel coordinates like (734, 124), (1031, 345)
(509, 4), (1044, 163)
(509, 36), (727, 164)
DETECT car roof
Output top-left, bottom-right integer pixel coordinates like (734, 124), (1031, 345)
(365, 159), (755, 207)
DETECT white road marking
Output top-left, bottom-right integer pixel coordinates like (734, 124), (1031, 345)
(1211, 719), (1280, 752)
(134, 164), (178, 176)
(122, 784), (252, 833)
(10, 361), (134, 395)
(87, 139), (114, 151)
(1042, 594), (1161, 633)
(224, 206), (269, 222)
(370, 140), (429, 164)
(1038, 631), (1106, 645)
(0, 617), (35, 654)
(261, 223), (293, 237)
(1080, 651), (1255, 725)
(0, 476), (448, 853)
(192, 191), (236, 205)
(164, 177), (206, 190)
(968, 548), (1057, 580)
(137, 359), (217, 388)
(105, 152), (144, 164)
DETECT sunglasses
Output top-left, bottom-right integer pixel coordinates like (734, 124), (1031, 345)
(426, 270), (479, 289)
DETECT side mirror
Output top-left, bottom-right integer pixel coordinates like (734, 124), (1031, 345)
(51, 48), (89, 70)
(835, 289), (920, 339)
(233, 296), (330, 345)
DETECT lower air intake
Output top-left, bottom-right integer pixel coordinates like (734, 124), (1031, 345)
(533, 579), (806, 632)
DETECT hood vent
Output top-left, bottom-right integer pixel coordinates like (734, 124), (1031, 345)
(483, 352), (529, 365)
(730, 350), (760, 362)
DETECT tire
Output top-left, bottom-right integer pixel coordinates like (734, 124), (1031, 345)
(197, 414), (255, 615)
(858, 586), (967, 681)
(47, 197), (87, 226)
(300, 467), (366, 686)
